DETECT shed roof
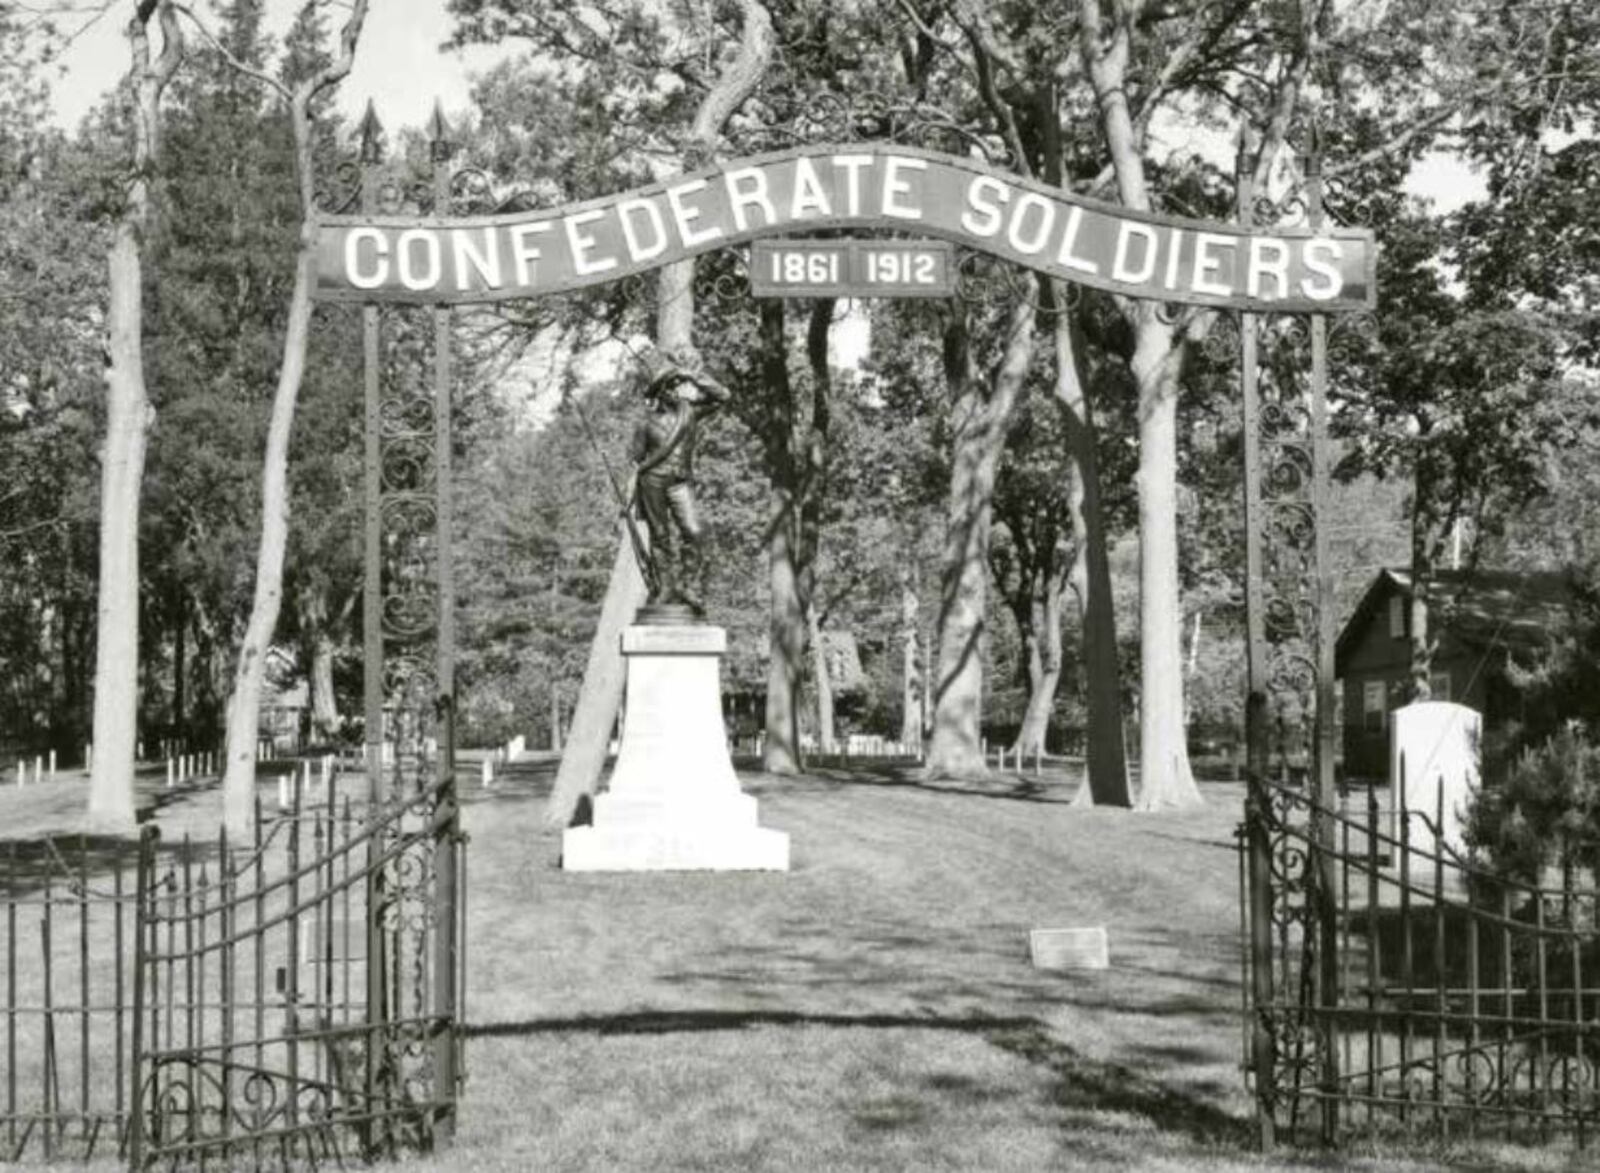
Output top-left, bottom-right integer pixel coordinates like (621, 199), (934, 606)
(1335, 567), (1576, 675)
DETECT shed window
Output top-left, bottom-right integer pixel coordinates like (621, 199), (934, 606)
(1388, 594), (1406, 639)
(1430, 671), (1451, 701)
(1363, 680), (1386, 732)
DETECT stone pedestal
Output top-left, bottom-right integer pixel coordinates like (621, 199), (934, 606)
(562, 624), (789, 871)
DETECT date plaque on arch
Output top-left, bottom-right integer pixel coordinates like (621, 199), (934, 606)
(750, 238), (954, 299)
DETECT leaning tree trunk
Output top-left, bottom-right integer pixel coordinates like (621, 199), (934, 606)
(545, 527), (648, 826)
(1054, 303), (1131, 806)
(925, 299), (1036, 778)
(221, 243), (318, 831)
(219, 8), (369, 834)
(544, 0), (773, 825)
(87, 1), (182, 832)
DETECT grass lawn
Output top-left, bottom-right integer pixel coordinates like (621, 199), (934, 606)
(3, 759), (1589, 1170)
(421, 761), (1587, 1172)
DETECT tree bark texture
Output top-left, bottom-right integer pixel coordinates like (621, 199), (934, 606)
(547, 0), (771, 818)
(1053, 304), (1131, 806)
(759, 300), (804, 774)
(88, 2), (182, 832)
(1129, 318), (1201, 808)
(807, 604), (834, 754)
(545, 525), (647, 827)
(1013, 567), (1064, 759)
(925, 299), (1036, 778)
(1078, 0), (1200, 807)
(900, 569), (923, 749)
(220, 5), (369, 834)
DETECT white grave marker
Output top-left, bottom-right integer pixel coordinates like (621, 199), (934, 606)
(1390, 701), (1481, 863)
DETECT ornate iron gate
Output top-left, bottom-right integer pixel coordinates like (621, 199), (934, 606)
(1230, 133), (1600, 1148)
(128, 776), (465, 1169)
(1242, 774), (1600, 1147)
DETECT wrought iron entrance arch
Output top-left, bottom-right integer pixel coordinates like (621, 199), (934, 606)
(317, 110), (1375, 1153)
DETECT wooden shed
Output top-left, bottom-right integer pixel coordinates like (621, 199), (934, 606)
(1334, 568), (1573, 782)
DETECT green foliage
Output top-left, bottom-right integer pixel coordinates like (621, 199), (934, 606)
(1465, 725), (1600, 887)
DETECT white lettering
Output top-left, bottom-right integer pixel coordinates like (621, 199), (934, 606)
(509, 222), (552, 287)
(961, 176), (1009, 237)
(617, 198), (668, 262)
(1191, 232), (1236, 297)
(451, 228), (502, 291)
(1163, 229), (1184, 290)
(667, 180), (724, 247)
(1006, 192), (1055, 255)
(564, 209), (616, 276)
(1111, 222), (1159, 285)
(1300, 238), (1343, 301)
(790, 157), (833, 219)
(1055, 206), (1097, 274)
(346, 227), (389, 290)
(832, 154), (873, 216)
(881, 157), (926, 220)
(396, 229), (441, 292)
(725, 166), (778, 232)
(1247, 237), (1291, 300)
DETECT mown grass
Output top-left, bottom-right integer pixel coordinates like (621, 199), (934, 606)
(410, 761), (1592, 1172)
(4, 758), (1593, 1170)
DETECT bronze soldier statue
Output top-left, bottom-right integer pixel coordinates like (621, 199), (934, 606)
(630, 347), (730, 617)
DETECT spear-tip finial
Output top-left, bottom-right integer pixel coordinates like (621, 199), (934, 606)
(1303, 118), (1324, 176)
(357, 100), (383, 164)
(1234, 122), (1259, 177)
(429, 99), (453, 163)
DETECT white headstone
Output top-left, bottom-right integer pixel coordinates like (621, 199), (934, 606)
(1390, 700), (1481, 862)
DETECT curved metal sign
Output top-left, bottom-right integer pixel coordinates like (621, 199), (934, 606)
(316, 143), (1374, 311)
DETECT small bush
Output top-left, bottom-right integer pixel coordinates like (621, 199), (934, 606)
(1464, 724), (1600, 886)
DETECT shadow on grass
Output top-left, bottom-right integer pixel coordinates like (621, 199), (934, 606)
(753, 761), (1084, 806)
(463, 1007), (1039, 1038)
(0, 830), (216, 899)
(464, 1007), (1263, 1153)
(986, 1020), (1255, 1149)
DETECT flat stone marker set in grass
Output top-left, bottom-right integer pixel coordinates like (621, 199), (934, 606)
(1029, 926), (1109, 970)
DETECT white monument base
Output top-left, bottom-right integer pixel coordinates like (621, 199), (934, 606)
(562, 624), (789, 872)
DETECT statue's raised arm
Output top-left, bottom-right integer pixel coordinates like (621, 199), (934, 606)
(629, 346), (730, 619)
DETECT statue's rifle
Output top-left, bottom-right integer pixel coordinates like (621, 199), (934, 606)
(571, 398), (658, 595)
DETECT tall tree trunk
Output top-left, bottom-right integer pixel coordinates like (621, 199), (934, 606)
(1077, 0), (1200, 808)
(899, 568), (922, 750)
(219, 5), (369, 834)
(1014, 566), (1064, 758)
(545, 0), (772, 824)
(807, 604), (834, 753)
(87, 2), (182, 831)
(1408, 483), (1434, 702)
(1054, 304), (1131, 806)
(761, 301), (805, 774)
(1130, 316), (1201, 807)
(765, 490), (805, 772)
(925, 299), (1036, 777)
(173, 594), (186, 745)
